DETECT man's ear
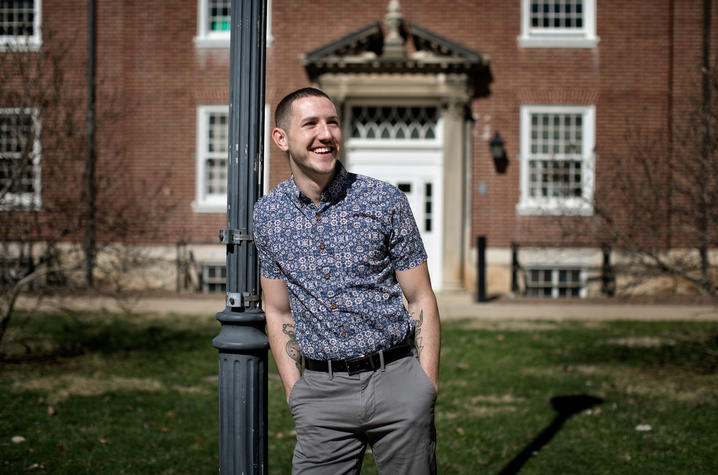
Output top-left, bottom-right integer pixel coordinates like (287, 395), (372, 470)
(272, 127), (289, 152)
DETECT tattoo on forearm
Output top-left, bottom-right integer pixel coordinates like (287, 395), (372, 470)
(282, 323), (301, 370)
(413, 310), (424, 356)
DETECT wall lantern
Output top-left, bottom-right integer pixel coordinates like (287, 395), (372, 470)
(490, 131), (509, 174)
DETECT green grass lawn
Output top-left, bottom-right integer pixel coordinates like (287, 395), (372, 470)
(1, 308), (717, 474)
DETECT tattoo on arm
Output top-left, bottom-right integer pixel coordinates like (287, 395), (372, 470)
(282, 323), (301, 370)
(413, 310), (424, 356)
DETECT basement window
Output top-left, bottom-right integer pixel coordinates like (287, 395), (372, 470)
(525, 267), (585, 298)
(201, 263), (226, 293)
(0, 256), (33, 289)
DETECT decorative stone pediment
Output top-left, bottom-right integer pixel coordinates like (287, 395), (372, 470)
(302, 21), (385, 71)
(302, 1), (492, 97)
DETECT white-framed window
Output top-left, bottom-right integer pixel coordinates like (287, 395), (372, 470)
(518, 0), (598, 48)
(517, 105), (595, 215)
(194, 0), (273, 48)
(0, 108), (41, 209)
(0, 0), (42, 51)
(193, 103), (270, 213)
(525, 267), (586, 298)
(193, 105), (228, 213)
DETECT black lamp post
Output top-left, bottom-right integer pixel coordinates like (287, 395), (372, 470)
(212, 0), (268, 473)
(490, 131), (509, 173)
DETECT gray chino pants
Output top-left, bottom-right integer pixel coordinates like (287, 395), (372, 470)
(288, 352), (437, 475)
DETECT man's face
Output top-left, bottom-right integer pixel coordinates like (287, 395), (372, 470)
(273, 96), (342, 181)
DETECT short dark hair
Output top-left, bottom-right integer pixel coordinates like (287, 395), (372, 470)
(274, 87), (333, 130)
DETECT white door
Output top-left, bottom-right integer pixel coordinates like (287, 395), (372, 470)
(345, 104), (444, 290)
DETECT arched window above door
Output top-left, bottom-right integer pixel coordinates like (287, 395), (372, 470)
(349, 106), (439, 141)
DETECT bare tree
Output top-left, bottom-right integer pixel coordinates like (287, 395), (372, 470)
(587, 54), (718, 296)
(0, 31), (175, 348)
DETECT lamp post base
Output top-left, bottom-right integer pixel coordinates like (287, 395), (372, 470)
(214, 307), (268, 474)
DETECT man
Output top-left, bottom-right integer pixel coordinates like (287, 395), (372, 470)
(253, 87), (440, 474)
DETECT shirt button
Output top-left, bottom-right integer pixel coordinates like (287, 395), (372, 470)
(324, 274), (330, 279)
(319, 243), (325, 250)
(331, 304), (337, 309)
(340, 331), (347, 337)
(316, 215), (321, 221)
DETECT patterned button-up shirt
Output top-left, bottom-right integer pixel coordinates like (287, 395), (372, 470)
(253, 162), (427, 360)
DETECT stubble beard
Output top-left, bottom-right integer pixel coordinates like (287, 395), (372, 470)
(289, 150), (338, 183)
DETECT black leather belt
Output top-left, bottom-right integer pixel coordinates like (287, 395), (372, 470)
(304, 344), (413, 375)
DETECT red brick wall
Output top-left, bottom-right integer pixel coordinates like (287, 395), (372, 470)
(23, 0), (718, 250)
(267, 0), (716, 251)
(100, 0), (228, 244)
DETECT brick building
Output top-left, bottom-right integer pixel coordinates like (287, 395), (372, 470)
(2, 0), (716, 296)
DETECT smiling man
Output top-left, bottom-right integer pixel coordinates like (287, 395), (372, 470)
(253, 87), (440, 474)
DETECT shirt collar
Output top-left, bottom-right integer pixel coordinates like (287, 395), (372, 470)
(288, 161), (351, 205)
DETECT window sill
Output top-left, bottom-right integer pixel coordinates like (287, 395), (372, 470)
(517, 35), (599, 49)
(516, 202), (593, 216)
(0, 196), (42, 210)
(0, 39), (43, 52)
(192, 200), (226, 214)
(193, 35), (273, 49)
(194, 36), (230, 49)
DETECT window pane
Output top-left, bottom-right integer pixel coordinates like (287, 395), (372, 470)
(530, 0), (585, 30)
(209, 0), (231, 32)
(0, 0), (36, 37)
(527, 111), (585, 201)
(208, 113), (228, 153)
(0, 110), (38, 197)
(526, 267), (583, 298)
(424, 182), (433, 233)
(206, 158), (227, 195)
(202, 264), (226, 293)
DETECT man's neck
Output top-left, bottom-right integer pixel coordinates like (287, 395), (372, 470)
(291, 166), (335, 206)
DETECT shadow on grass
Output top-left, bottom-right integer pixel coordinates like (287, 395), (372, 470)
(499, 394), (604, 475)
(563, 326), (718, 375)
(1, 309), (215, 363)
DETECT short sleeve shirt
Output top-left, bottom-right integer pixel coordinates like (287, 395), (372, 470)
(253, 162), (427, 360)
